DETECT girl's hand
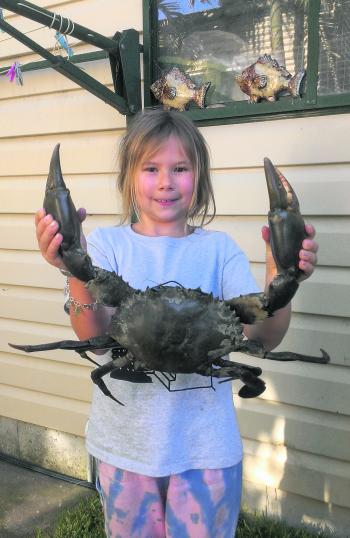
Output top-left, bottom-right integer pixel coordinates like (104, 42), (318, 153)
(262, 223), (318, 285)
(35, 207), (87, 270)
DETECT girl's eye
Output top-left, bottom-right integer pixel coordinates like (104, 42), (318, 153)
(143, 166), (157, 173)
(174, 166), (188, 173)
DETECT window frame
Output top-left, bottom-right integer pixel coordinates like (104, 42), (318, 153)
(143, 0), (350, 125)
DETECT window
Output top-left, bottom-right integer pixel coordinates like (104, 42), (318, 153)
(143, 0), (350, 124)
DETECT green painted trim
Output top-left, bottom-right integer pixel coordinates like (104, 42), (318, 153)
(186, 105), (350, 127)
(317, 93), (350, 107)
(142, 0), (153, 108)
(304, 0), (320, 105)
(187, 93), (350, 126)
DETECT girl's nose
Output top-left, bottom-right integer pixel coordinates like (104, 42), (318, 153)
(158, 169), (174, 189)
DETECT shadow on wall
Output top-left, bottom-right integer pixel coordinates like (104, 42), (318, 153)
(237, 352), (349, 537)
(235, 160), (350, 536)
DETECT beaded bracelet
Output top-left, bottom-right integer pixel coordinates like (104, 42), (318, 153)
(63, 277), (99, 315)
(65, 295), (99, 315)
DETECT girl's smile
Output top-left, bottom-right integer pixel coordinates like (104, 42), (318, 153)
(132, 136), (195, 237)
(156, 199), (178, 206)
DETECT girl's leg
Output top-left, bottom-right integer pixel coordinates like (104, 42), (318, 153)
(97, 460), (169, 538)
(165, 462), (242, 538)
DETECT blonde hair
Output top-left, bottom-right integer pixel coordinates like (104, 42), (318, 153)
(117, 108), (216, 226)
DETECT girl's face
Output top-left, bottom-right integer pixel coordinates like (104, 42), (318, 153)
(133, 136), (195, 237)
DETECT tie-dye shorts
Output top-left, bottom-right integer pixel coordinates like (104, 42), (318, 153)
(96, 459), (242, 538)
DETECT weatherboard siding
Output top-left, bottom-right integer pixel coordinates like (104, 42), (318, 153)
(0, 0), (349, 535)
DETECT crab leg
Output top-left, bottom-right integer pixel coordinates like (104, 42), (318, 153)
(9, 334), (119, 354)
(90, 359), (127, 405)
(241, 339), (330, 364)
(10, 336), (154, 404)
(198, 358), (266, 398)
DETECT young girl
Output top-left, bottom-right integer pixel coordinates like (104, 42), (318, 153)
(36, 109), (318, 538)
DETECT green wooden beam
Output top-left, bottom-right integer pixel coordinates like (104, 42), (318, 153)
(0, 51), (108, 73)
(0, 0), (119, 53)
(119, 29), (142, 114)
(0, 0), (142, 115)
(0, 17), (131, 114)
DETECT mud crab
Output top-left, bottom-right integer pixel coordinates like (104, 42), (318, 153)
(10, 146), (329, 404)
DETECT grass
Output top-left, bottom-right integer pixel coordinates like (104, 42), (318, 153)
(236, 511), (334, 538)
(34, 492), (335, 538)
(34, 494), (105, 538)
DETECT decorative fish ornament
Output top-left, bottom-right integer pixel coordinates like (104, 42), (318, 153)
(151, 67), (211, 111)
(236, 54), (305, 103)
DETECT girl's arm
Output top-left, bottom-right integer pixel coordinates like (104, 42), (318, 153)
(66, 276), (113, 342)
(35, 208), (112, 344)
(243, 223), (318, 351)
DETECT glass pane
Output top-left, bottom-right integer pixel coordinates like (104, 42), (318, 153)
(318, 0), (350, 95)
(154, 0), (308, 107)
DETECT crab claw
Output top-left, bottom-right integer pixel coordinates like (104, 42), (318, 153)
(44, 144), (95, 282)
(265, 158), (306, 276)
(226, 158), (307, 323)
(263, 157), (307, 314)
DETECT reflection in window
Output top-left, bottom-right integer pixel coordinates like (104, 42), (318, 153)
(318, 0), (350, 95)
(155, 0), (308, 106)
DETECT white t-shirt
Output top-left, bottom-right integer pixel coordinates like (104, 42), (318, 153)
(85, 225), (260, 477)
